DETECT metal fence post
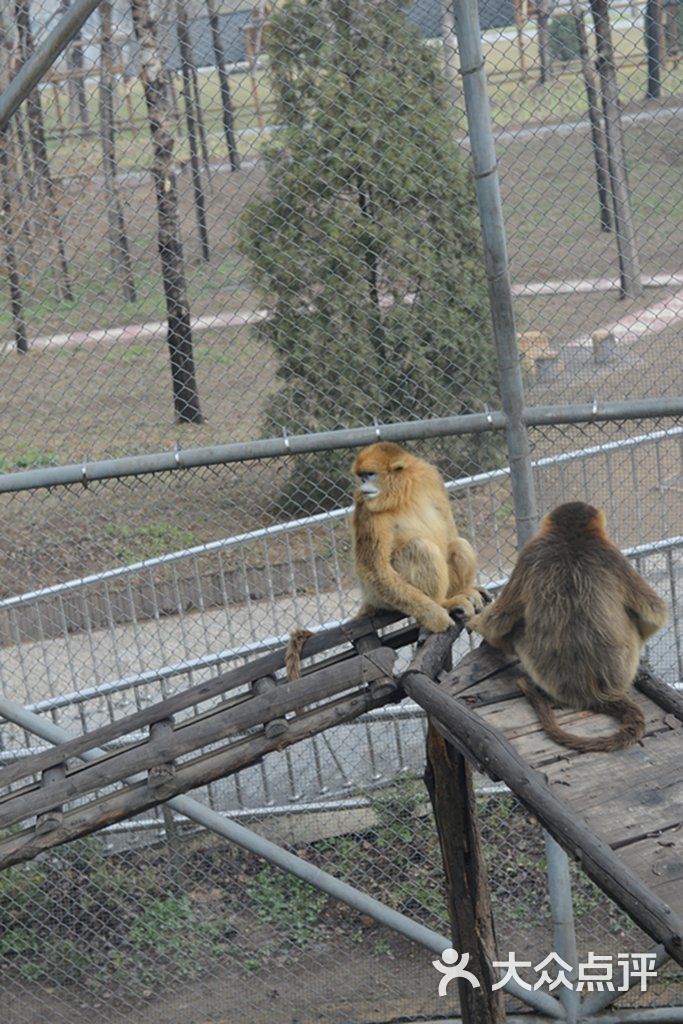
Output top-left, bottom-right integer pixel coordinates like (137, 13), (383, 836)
(451, 0), (537, 547)
(451, 2), (581, 1015)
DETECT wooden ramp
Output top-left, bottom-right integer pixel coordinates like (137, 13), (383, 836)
(400, 635), (683, 966)
(0, 612), (414, 871)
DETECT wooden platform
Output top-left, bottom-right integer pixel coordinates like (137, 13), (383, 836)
(400, 637), (683, 965)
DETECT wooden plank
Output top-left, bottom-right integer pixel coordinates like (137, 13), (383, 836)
(550, 730), (683, 813)
(0, 648), (396, 830)
(400, 660), (683, 964)
(0, 611), (404, 789)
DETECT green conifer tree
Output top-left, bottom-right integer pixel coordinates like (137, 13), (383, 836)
(240, 0), (499, 509)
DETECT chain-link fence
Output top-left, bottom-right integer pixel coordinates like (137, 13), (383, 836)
(0, 0), (682, 1020)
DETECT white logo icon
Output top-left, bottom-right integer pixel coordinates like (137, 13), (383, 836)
(433, 948), (481, 995)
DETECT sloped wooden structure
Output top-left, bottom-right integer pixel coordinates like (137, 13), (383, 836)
(0, 615), (681, 967)
(0, 612), (413, 870)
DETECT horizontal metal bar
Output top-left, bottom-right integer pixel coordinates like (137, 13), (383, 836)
(2, 425), (681, 610)
(0, 0), (104, 131)
(0, 397), (681, 495)
(10, 534), (681, 719)
(0, 691), (563, 1019)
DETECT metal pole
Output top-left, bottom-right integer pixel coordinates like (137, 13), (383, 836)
(0, 0), (104, 131)
(546, 835), (580, 1024)
(1, 396), (682, 495)
(0, 693), (565, 1019)
(452, 0), (537, 546)
(450, 4), (582, 1012)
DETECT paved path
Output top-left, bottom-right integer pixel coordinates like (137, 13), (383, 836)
(8, 272), (683, 357)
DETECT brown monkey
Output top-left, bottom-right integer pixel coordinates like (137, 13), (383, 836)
(469, 502), (668, 752)
(350, 442), (488, 633)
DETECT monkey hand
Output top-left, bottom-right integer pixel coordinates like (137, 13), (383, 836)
(419, 605), (456, 633)
(476, 586), (494, 606)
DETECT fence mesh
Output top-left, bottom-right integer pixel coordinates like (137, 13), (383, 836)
(0, 0), (682, 1019)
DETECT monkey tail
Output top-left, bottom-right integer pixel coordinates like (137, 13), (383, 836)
(285, 629), (313, 681)
(516, 677), (645, 753)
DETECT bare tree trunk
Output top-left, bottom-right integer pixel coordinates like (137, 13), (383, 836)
(536, 0), (552, 83)
(425, 724), (506, 1023)
(175, 0), (210, 260)
(190, 56), (211, 178)
(0, 11), (27, 352)
(14, 0), (73, 303)
(68, 30), (90, 130)
(645, 0), (663, 98)
(514, 0), (528, 80)
(58, 0), (90, 131)
(440, 0), (461, 113)
(130, 0), (203, 424)
(590, 0), (642, 298)
(571, 0), (611, 231)
(99, 0), (136, 302)
(205, 0), (239, 170)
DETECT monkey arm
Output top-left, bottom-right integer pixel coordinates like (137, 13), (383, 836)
(622, 574), (668, 640)
(468, 575), (525, 652)
(357, 539), (453, 633)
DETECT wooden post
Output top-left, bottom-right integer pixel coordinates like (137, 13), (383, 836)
(590, 0), (642, 299)
(571, 0), (612, 232)
(424, 725), (506, 1024)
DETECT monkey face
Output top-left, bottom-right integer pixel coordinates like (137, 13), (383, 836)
(352, 442), (409, 510)
(357, 472), (381, 499)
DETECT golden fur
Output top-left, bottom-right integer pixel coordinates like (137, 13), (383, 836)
(470, 501), (668, 752)
(351, 442), (486, 633)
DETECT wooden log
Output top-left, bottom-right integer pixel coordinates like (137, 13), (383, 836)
(0, 612), (404, 789)
(251, 675), (288, 739)
(418, 626), (505, 1024)
(0, 679), (401, 870)
(400, 661), (683, 965)
(635, 668), (683, 721)
(0, 649), (396, 829)
(425, 726), (506, 1024)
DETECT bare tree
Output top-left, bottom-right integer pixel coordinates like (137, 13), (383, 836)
(60, 0), (91, 132)
(570, 0), (611, 232)
(130, 0), (203, 423)
(645, 0), (663, 98)
(536, 0), (552, 83)
(14, 0), (73, 303)
(176, 0), (210, 260)
(590, 0), (642, 298)
(205, 0), (239, 170)
(0, 5), (27, 351)
(99, 0), (136, 302)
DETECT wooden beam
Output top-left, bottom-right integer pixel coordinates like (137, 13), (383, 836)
(0, 679), (401, 870)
